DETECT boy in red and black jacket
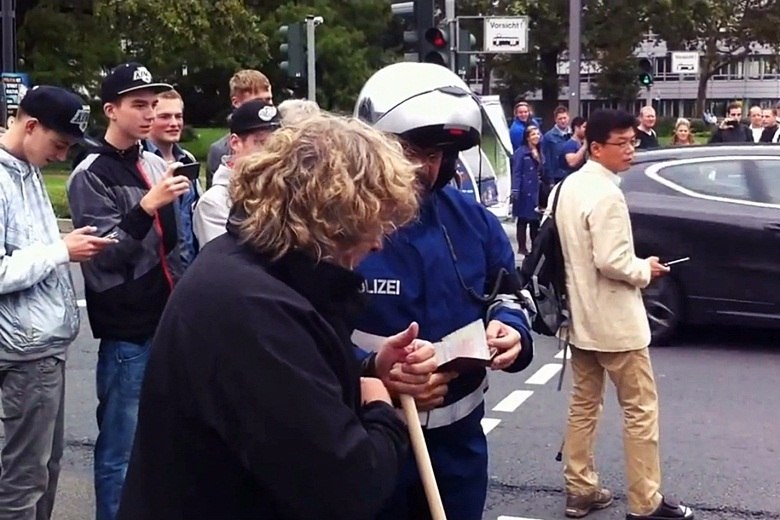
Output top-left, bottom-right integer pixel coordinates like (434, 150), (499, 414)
(67, 62), (191, 520)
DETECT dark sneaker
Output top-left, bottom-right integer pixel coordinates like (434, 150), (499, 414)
(565, 488), (614, 518)
(626, 495), (694, 520)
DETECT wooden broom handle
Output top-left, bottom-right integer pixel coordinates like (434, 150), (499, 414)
(399, 394), (447, 520)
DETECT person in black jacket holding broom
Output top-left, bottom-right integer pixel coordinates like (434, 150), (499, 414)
(118, 114), (439, 520)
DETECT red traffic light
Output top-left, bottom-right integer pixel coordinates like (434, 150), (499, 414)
(424, 28), (447, 49)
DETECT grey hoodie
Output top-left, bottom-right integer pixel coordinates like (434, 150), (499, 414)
(0, 149), (79, 360)
(193, 163), (232, 249)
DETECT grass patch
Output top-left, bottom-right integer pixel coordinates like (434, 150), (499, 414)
(42, 171), (70, 219)
(184, 127), (227, 162)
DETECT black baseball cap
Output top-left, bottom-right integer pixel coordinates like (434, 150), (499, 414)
(101, 62), (172, 103)
(19, 86), (91, 141)
(230, 100), (282, 135)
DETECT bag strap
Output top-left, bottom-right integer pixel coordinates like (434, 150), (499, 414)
(550, 175), (567, 218)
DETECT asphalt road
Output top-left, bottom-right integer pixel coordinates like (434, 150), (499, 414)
(26, 233), (780, 520)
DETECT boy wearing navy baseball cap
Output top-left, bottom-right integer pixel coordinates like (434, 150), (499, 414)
(67, 62), (190, 520)
(0, 85), (116, 519)
(192, 99), (280, 247)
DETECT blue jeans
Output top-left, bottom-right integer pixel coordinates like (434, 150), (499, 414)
(94, 338), (151, 520)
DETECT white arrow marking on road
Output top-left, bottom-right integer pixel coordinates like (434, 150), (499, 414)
(497, 516), (544, 520)
(492, 390), (534, 413)
(554, 349), (571, 359)
(481, 418), (501, 435)
(77, 299), (86, 308)
(525, 363), (562, 385)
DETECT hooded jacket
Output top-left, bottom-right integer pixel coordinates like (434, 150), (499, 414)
(193, 162), (231, 249)
(67, 141), (184, 341)
(0, 149), (79, 360)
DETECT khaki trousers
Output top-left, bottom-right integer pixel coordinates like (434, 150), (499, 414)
(563, 346), (663, 515)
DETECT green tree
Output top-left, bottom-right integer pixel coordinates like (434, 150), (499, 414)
(648, 0), (780, 116)
(257, 0), (394, 111)
(585, 1), (651, 110)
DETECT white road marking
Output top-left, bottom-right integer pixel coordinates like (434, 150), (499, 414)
(554, 349), (571, 359)
(492, 390), (534, 413)
(76, 299), (86, 308)
(481, 418), (501, 435)
(525, 363), (562, 385)
(497, 516), (544, 520)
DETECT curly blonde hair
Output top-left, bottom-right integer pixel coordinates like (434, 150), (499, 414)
(230, 114), (420, 261)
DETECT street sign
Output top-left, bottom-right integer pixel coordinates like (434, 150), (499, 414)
(483, 16), (528, 53)
(671, 51), (699, 74)
(1, 72), (30, 125)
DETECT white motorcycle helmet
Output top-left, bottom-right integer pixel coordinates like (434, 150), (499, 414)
(355, 62), (482, 189)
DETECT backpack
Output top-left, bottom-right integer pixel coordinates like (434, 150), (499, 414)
(518, 177), (569, 336)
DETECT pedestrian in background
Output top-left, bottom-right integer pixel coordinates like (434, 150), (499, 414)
(759, 107), (780, 143)
(560, 116), (588, 175)
(0, 86), (113, 520)
(541, 106), (572, 183)
(205, 70), (272, 188)
(553, 109), (694, 520)
(709, 101), (751, 143)
(511, 125), (543, 255)
(277, 98), (320, 126)
(143, 89), (200, 267)
(509, 99), (542, 151)
(635, 106), (659, 149)
(193, 99), (281, 248)
(67, 62), (189, 520)
(671, 118), (695, 146)
(117, 114), (423, 520)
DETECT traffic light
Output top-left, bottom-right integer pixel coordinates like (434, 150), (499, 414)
(390, 2), (418, 62)
(422, 27), (449, 66)
(638, 58), (654, 87)
(457, 29), (478, 77)
(278, 22), (306, 80)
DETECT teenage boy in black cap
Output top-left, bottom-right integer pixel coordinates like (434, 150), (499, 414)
(67, 62), (190, 520)
(0, 85), (114, 520)
(193, 99), (280, 247)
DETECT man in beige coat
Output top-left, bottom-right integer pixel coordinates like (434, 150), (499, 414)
(553, 109), (694, 520)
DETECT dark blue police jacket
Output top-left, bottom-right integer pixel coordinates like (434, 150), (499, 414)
(353, 186), (534, 426)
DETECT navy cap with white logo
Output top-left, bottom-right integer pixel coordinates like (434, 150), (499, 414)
(101, 62), (172, 103)
(19, 86), (91, 141)
(230, 100), (282, 135)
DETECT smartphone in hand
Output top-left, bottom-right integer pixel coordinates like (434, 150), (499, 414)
(663, 257), (690, 267)
(174, 162), (201, 181)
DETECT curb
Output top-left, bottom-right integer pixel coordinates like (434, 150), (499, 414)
(57, 218), (74, 234)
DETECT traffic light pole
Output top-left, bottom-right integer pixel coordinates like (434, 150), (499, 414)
(567, 0), (581, 118)
(1, 0), (15, 72)
(445, 0), (456, 74)
(305, 16), (323, 103)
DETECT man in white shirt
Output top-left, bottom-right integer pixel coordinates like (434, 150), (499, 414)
(748, 105), (764, 143)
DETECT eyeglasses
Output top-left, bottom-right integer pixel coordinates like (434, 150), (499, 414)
(603, 138), (640, 150)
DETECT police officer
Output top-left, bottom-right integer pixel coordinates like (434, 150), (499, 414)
(352, 62), (535, 520)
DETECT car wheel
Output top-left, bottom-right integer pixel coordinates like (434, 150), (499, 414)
(643, 277), (684, 345)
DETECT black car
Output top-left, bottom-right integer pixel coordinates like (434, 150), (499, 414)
(621, 144), (780, 344)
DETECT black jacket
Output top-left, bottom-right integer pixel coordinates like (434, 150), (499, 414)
(635, 128), (659, 149)
(117, 232), (409, 520)
(709, 124), (752, 143)
(68, 141), (183, 341)
(760, 125), (780, 143)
